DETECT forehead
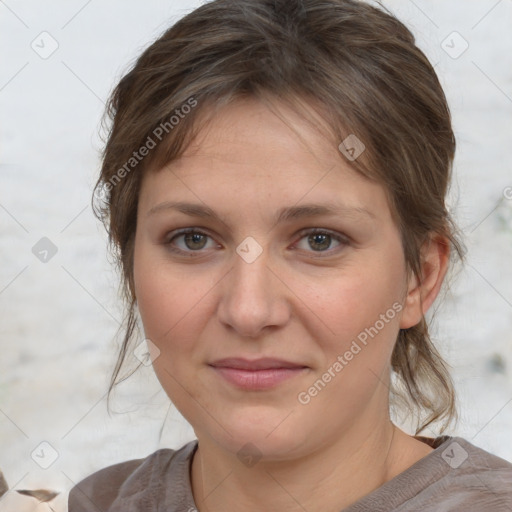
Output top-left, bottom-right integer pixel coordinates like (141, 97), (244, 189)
(178, 97), (340, 173)
(139, 97), (389, 221)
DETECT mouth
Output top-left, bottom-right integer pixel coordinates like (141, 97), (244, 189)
(209, 357), (309, 390)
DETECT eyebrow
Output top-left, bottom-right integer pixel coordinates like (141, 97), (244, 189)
(146, 201), (375, 223)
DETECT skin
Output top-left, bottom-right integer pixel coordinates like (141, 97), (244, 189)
(133, 97), (450, 512)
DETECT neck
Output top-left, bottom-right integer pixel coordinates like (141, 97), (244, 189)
(190, 408), (429, 512)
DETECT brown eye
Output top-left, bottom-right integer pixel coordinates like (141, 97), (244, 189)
(294, 229), (348, 255)
(165, 229), (217, 255)
(307, 232), (332, 251)
(183, 232), (208, 250)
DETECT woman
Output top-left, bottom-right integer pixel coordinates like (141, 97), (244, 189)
(69, 0), (512, 510)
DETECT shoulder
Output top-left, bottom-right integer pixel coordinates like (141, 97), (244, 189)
(427, 437), (512, 510)
(68, 457), (146, 512)
(343, 436), (512, 512)
(68, 440), (197, 512)
(448, 436), (512, 476)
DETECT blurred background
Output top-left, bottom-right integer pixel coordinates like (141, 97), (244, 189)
(1, 0), (511, 509)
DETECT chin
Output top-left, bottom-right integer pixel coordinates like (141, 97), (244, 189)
(200, 406), (311, 462)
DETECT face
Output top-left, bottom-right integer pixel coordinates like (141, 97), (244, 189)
(133, 98), (414, 460)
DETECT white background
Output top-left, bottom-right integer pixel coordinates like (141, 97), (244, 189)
(1, 0), (511, 509)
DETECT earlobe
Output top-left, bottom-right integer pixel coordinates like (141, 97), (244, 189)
(399, 235), (450, 330)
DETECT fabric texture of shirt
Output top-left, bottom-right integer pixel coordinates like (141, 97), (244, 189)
(68, 435), (512, 511)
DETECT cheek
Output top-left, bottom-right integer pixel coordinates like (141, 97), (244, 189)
(135, 270), (198, 347)
(300, 262), (405, 409)
(133, 242), (219, 359)
(308, 256), (405, 343)
(133, 241), (186, 344)
(133, 254), (206, 405)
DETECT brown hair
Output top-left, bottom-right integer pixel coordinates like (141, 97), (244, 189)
(92, 0), (465, 434)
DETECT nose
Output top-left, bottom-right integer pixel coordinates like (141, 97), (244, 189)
(216, 244), (291, 338)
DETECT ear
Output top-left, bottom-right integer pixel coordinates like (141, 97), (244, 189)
(399, 234), (450, 329)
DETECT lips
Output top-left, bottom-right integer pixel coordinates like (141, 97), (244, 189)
(209, 357), (307, 370)
(209, 358), (309, 390)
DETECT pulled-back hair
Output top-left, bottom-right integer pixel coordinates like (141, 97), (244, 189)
(92, 0), (465, 434)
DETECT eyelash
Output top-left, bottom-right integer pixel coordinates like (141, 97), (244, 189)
(164, 227), (350, 258)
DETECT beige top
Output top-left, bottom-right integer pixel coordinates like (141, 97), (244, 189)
(68, 436), (512, 511)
